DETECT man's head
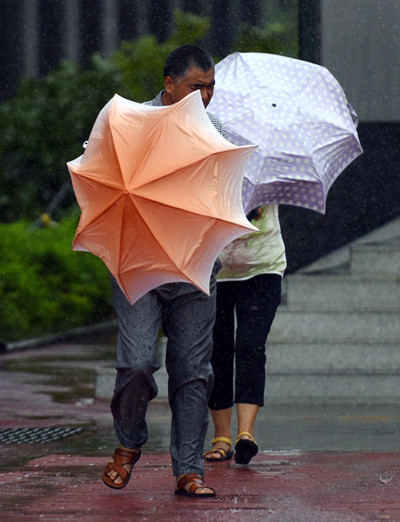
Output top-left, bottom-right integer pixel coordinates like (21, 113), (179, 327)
(162, 45), (215, 108)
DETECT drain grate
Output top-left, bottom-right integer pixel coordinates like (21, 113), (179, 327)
(0, 426), (85, 444)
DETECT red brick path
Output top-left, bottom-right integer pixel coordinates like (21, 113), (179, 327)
(1, 452), (400, 520)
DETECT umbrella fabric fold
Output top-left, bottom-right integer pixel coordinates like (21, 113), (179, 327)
(208, 52), (363, 214)
(67, 90), (257, 305)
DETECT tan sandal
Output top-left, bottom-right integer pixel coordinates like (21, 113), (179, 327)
(175, 473), (216, 497)
(102, 447), (141, 489)
(234, 431), (258, 464)
(203, 436), (233, 462)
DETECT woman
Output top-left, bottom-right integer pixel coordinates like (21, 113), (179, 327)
(203, 205), (286, 464)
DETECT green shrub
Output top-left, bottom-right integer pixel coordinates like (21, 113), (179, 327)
(0, 56), (124, 222)
(0, 215), (113, 342)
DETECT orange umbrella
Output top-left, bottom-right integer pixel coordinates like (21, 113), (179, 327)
(67, 91), (257, 305)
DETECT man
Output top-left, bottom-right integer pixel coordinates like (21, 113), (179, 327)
(102, 45), (226, 497)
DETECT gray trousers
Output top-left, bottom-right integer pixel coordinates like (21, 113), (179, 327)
(110, 270), (218, 477)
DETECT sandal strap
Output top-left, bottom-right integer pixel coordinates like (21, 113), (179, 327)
(113, 447), (141, 464)
(236, 431), (257, 445)
(203, 448), (227, 458)
(104, 461), (129, 482)
(103, 447), (142, 489)
(176, 473), (215, 495)
(176, 473), (204, 490)
(211, 436), (232, 448)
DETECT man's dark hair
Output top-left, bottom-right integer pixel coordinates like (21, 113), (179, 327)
(164, 45), (214, 79)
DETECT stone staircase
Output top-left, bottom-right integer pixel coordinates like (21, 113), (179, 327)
(266, 217), (400, 402)
(95, 217), (400, 402)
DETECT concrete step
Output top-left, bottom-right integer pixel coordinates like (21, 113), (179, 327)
(284, 274), (400, 312)
(266, 342), (400, 373)
(95, 342), (400, 400)
(265, 372), (400, 401)
(269, 310), (400, 343)
(350, 240), (400, 276)
(265, 342), (400, 400)
(95, 346), (400, 402)
(298, 217), (400, 277)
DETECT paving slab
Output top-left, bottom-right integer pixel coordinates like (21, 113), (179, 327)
(2, 342), (400, 520)
(1, 452), (400, 520)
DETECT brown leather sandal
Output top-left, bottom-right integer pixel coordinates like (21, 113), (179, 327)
(175, 473), (216, 497)
(102, 447), (141, 489)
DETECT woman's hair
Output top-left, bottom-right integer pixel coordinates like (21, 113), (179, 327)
(164, 45), (214, 80)
(246, 207), (263, 221)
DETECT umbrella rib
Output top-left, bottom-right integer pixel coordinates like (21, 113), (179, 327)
(126, 113), (233, 190)
(73, 171), (124, 191)
(111, 119), (168, 189)
(222, 108), (253, 126)
(131, 151), (231, 191)
(117, 197), (197, 285)
(130, 193), (244, 226)
(79, 193), (124, 230)
(109, 103), (186, 190)
(128, 112), (220, 188)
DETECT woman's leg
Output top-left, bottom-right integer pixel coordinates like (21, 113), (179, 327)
(208, 281), (238, 410)
(234, 403), (260, 464)
(211, 407), (233, 439)
(237, 403), (259, 438)
(234, 274), (282, 408)
(233, 274), (282, 463)
(206, 282), (238, 459)
(204, 407), (233, 458)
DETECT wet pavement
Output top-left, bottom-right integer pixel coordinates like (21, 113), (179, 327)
(1, 341), (400, 520)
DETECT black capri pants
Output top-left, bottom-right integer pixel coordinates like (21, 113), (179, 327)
(208, 273), (282, 409)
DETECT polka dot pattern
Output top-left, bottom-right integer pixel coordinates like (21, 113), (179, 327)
(208, 53), (363, 213)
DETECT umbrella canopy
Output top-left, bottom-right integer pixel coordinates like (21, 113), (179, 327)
(67, 90), (257, 305)
(208, 52), (363, 213)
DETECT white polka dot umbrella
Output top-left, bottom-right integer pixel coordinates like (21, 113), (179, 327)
(208, 52), (363, 214)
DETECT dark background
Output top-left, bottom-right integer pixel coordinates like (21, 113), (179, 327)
(1, 0), (399, 273)
(280, 122), (400, 272)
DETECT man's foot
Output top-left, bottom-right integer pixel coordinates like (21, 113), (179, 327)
(102, 447), (141, 489)
(175, 473), (216, 497)
(203, 436), (233, 461)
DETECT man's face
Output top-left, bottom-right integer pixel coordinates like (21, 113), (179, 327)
(163, 66), (215, 108)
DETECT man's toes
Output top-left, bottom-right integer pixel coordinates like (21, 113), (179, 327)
(197, 487), (213, 495)
(107, 469), (124, 484)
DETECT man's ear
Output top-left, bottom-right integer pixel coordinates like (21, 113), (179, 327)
(164, 75), (174, 93)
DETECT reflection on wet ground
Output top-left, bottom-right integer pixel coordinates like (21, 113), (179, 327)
(1, 341), (400, 467)
(2, 342), (400, 520)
